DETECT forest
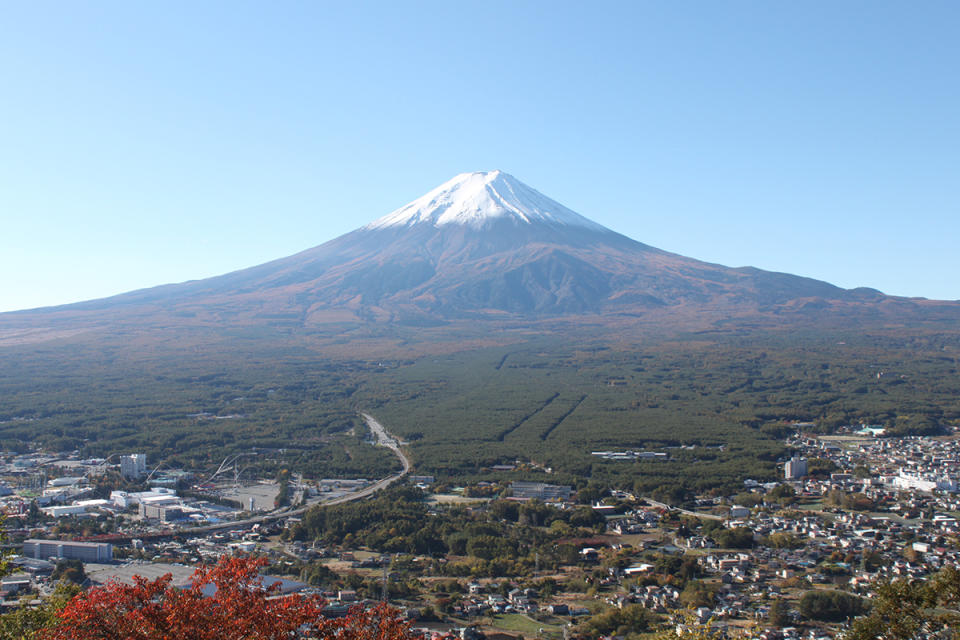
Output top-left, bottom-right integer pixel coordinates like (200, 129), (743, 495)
(363, 328), (960, 496)
(1, 323), (959, 497)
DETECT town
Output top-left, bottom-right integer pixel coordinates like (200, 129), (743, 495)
(3, 422), (960, 639)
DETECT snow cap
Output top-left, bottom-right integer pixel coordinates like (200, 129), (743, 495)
(365, 170), (606, 231)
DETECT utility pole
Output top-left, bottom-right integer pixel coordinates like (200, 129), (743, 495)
(381, 563), (388, 602)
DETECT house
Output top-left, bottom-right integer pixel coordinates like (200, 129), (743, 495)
(579, 547), (599, 561)
(1, 575), (32, 597)
(624, 563), (654, 576)
(729, 506), (751, 519)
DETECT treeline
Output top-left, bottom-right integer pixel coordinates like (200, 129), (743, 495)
(283, 487), (606, 576)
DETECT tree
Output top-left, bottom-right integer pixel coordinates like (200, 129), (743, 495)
(0, 582), (81, 640)
(763, 532), (803, 550)
(768, 599), (791, 627)
(765, 483), (796, 505)
(578, 604), (659, 638)
(0, 516), (8, 579)
(679, 581), (717, 608)
(300, 561), (341, 588)
(713, 527), (754, 549)
(651, 609), (753, 639)
(825, 490), (875, 512)
(42, 555), (414, 640)
(50, 559), (86, 585)
(806, 457), (839, 478)
(799, 589), (866, 622)
(732, 492), (762, 508)
(274, 468), (292, 508)
(26, 502), (43, 526)
(841, 566), (960, 639)
(576, 485), (604, 505)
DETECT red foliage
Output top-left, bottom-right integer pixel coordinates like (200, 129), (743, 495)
(42, 555), (414, 640)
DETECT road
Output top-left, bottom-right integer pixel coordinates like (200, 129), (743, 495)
(318, 413), (411, 506)
(641, 497), (724, 521)
(362, 412), (411, 474)
(106, 412), (411, 541)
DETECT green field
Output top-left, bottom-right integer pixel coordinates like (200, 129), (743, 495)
(490, 613), (564, 637)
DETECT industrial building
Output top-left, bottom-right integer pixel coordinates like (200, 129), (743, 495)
(22, 539), (113, 563)
(509, 481), (573, 501)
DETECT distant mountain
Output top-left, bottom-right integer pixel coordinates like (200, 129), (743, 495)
(4, 170), (959, 337)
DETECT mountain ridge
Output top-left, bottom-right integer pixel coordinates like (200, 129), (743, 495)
(3, 171), (959, 340)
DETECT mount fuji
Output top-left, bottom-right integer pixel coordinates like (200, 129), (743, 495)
(364, 170), (608, 231)
(4, 170), (958, 337)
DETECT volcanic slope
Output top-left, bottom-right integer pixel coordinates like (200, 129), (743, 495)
(6, 170), (956, 340)
(4, 172), (960, 495)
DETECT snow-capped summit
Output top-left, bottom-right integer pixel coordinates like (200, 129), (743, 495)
(365, 170), (608, 231)
(10, 168), (919, 330)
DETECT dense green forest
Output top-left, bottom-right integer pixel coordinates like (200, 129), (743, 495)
(363, 329), (960, 495)
(1, 325), (959, 495)
(0, 328), (397, 479)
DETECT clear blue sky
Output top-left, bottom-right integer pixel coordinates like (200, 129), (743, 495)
(2, 2), (958, 312)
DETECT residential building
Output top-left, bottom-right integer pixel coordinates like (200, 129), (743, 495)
(784, 457), (808, 480)
(121, 453), (148, 480)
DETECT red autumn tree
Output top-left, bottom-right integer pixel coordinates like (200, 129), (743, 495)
(42, 555), (413, 640)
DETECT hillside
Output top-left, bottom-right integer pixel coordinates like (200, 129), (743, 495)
(2, 172), (960, 493)
(4, 171), (958, 343)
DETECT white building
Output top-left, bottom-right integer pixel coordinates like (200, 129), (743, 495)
(120, 454), (148, 480)
(784, 457), (808, 480)
(892, 469), (958, 493)
(42, 499), (112, 518)
(110, 487), (176, 508)
(47, 476), (86, 488)
(137, 492), (184, 520)
(42, 504), (91, 518)
(23, 539), (113, 562)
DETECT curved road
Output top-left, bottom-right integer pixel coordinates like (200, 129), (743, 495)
(641, 496), (723, 521)
(113, 413), (411, 541)
(323, 413), (412, 505)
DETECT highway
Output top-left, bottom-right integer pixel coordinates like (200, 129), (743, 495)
(107, 412), (411, 541)
(320, 413), (412, 505)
